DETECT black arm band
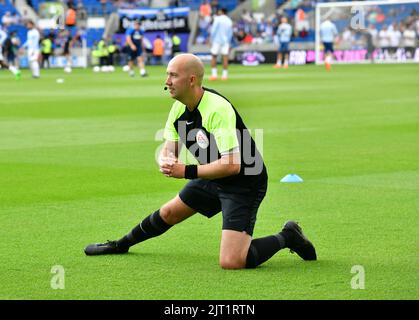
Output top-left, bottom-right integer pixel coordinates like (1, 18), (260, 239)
(184, 165), (198, 179)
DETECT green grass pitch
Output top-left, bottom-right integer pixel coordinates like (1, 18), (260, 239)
(0, 63), (418, 300)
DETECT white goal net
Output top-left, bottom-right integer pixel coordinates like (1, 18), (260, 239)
(315, 0), (419, 64)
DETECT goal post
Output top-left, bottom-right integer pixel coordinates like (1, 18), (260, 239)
(315, 0), (419, 64)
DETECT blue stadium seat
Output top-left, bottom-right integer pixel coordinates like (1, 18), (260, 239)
(86, 27), (105, 47)
(0, 0), (19, 20)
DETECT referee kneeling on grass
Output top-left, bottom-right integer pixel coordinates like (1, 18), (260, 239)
(85, 53), (317, 269)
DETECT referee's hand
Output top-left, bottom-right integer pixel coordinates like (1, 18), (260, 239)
(159, 153), (184, 178)
(160, 162), (185, 179)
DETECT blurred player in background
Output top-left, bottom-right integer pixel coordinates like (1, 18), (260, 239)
(274, 16), (292, 69)
(126, 19), (148, 77)
(0, 26), (21, 79)
(41, 33), (53, 69)
(21, 20), (41, 78)
(209, 8), (233, 81)
(402, 24), (416, 59)
(320, 18), (338, 71)
(378, 25), (390, 58)
(63, 30), (74, 73)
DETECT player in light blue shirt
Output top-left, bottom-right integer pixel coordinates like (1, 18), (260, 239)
(21, 20), (41, 78)
(209, 8), (233, 80)
(274, 17), (292, 68)
(320, 19), (338, 70)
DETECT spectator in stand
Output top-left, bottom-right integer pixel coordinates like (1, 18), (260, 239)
(1, 12), (14, 27)
(256, 17), (267, 39)
(196, 14), (211, 45)
(199, 0), (212, 19)
(243, 32), (253, 44)
(263, 20), (275, 43)
(197, 0), (212, 45)
(299, 27), (308, 38)
(252, 31), (264, 45)
(234, 29), (246, 44)
(100, 0), (108, 16)
(169, 0), (179, 7)
(241, 9), (253, 25)
(295, 7), (309, 36)
(76, 2), (88, 28)
(65, 5), (77, 30)
(290, 0), (303, 10)
(210, 0), (219, 13)
(241, 10), (254, 36)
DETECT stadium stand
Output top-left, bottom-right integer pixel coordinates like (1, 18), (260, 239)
(1, 0), (20, 18)
(86, 27), (104, 46)
(2, 0), (416, 67)
(179, 0), (239, 12)
(1, 0), (27, 44)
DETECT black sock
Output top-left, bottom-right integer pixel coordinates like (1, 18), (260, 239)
(279, 229), (294, 247)
(116, 210), (172, 249)
(245, 234), (287, 268)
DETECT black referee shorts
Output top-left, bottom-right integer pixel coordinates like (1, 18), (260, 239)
(179, 178), (267, 236)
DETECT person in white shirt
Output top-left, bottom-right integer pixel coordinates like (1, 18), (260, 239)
(0, 26), (21, 79)
(378, 25), (390, 55)
(320, 19), (338, 71)
(402, 26), (416, 59)
(388, 26), (402, 57)
(209, 8), (233, 81)
(1, 11), (13, 27)
(274, 16), (292, 69)
(21, 20), (41, 78)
